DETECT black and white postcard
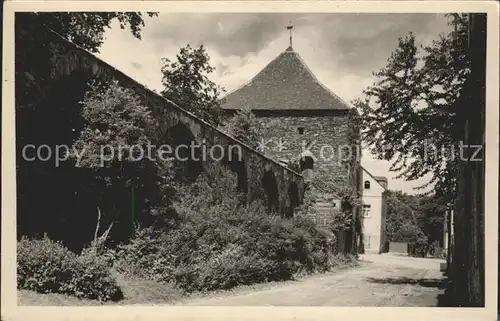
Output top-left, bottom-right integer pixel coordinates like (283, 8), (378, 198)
(2, 1), (498, 321)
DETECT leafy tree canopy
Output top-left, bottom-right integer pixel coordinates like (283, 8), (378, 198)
(221, 107), (262, 149)
(15, 12), (159, 249)
(160, 44), (225, 126)
(354, 14), (470, 202)
(19, 12), (157, 53)
(70, 80), (176, 240)
(385, 190), (446, 246)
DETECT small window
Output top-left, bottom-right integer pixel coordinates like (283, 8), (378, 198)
(364, 180), (371, 189)
(297, 127), (305, 135)
(300, 156), (314, 171)
(307, 215), (317, 224)
(324, 218), (329, 225)
(362, 204), (371, 218)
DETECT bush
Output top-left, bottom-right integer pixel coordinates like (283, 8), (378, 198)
(17, 236), (123, 301)
(195, 245), (278, 291)
(114, 164), (358, 293)
(17, 236), (76, 293)
(67, 249), (123, 301)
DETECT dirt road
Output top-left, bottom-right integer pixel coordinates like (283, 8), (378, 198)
(178, 254), (446, 306)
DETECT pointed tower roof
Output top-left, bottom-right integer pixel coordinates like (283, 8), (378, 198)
(221, 47), (351, 111)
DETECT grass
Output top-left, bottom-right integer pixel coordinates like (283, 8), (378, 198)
(18, 259), (360, 306)
(18, 270), (184, 306)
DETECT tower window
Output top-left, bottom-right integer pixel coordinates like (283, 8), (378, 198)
(297, 127), (305, 135)
(364, 181), (371, 189)
(300, 156), (314, 171)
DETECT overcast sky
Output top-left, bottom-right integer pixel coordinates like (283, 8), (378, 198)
(97, 13), (453, 194)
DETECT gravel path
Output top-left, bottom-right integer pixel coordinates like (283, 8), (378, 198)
(177, 254), (446, 306)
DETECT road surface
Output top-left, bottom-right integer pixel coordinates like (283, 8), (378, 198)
(177, 254), (446, 306)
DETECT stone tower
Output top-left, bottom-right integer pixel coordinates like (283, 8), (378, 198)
(221, 43), (362, 204)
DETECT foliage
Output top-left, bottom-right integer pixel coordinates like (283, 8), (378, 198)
(19, 12), (157, 53)
(418, 193), (447, 244)
(160, 44), (225, 125)
(311, 171), (361, 237)
(428, 240), (446, 259)
(295, 186), (351, 235)
(287, 157), (302, 173)
(354, 14), (470, 203)
(385, 191), (426, 243)
(15, 12), (157, 251)
(17, 236), (123, 301)
(328, 208), (354, 234)
(294, 187), (318, 217)
(115, 164), (356, 293)
(16, 12), (157, 110)
(313, 172), (362, 210)
(384, 190), (446, 256)
(69, 80), (176, 243)
(221, 107), (263, 149)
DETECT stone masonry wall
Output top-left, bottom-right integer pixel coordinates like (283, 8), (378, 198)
(24, 23), (306, 220)
(255, 113), (361, 253)
(255, 115), (358, 183)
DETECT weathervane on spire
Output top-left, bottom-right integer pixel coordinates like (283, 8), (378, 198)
(286, 21), (294, 48)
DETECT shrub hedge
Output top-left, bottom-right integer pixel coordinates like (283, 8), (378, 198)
(17, 236), (123, 301)
(114, 165), (357, 293)
(18, 165), (358, 298)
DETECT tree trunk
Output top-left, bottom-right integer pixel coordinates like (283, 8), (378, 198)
(452, 13), (486, 307)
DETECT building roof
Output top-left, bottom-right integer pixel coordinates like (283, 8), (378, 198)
(360, 165), (388, 191)
(221, 46), (352, 111)
(373, 176), (388, 183)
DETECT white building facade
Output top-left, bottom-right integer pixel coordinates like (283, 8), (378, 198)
(360, 167), (388, 254)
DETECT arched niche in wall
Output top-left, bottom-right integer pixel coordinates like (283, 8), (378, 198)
(299, 152), (315, 182)
(287, 181), (300, 218)
(163, 121), (204, 182)
(224, 147), (248, 197)
(261, 169), (279, 214)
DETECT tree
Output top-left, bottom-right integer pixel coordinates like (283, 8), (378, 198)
(15, 12), (159, 250)
(70, 80), (176, 243)
(354, 14), (470, 203)
(16, 12), (158, 106)
(160, 44), (225, 125)
(309, 172), (362, 254)
(384, 190), (427, 256)
(384, 190), (446, 256)
(417, 194), (447, 245)
(221, 107), (262, 149)
(385, 190), (422, 241)
(18, 12), (157, 53)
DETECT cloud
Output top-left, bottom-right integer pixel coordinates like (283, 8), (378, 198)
(146, 13), (303, 57)
(131, 62), (143, 70)
(317, 13), (452, 74)
(144, 13), (451, 73)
